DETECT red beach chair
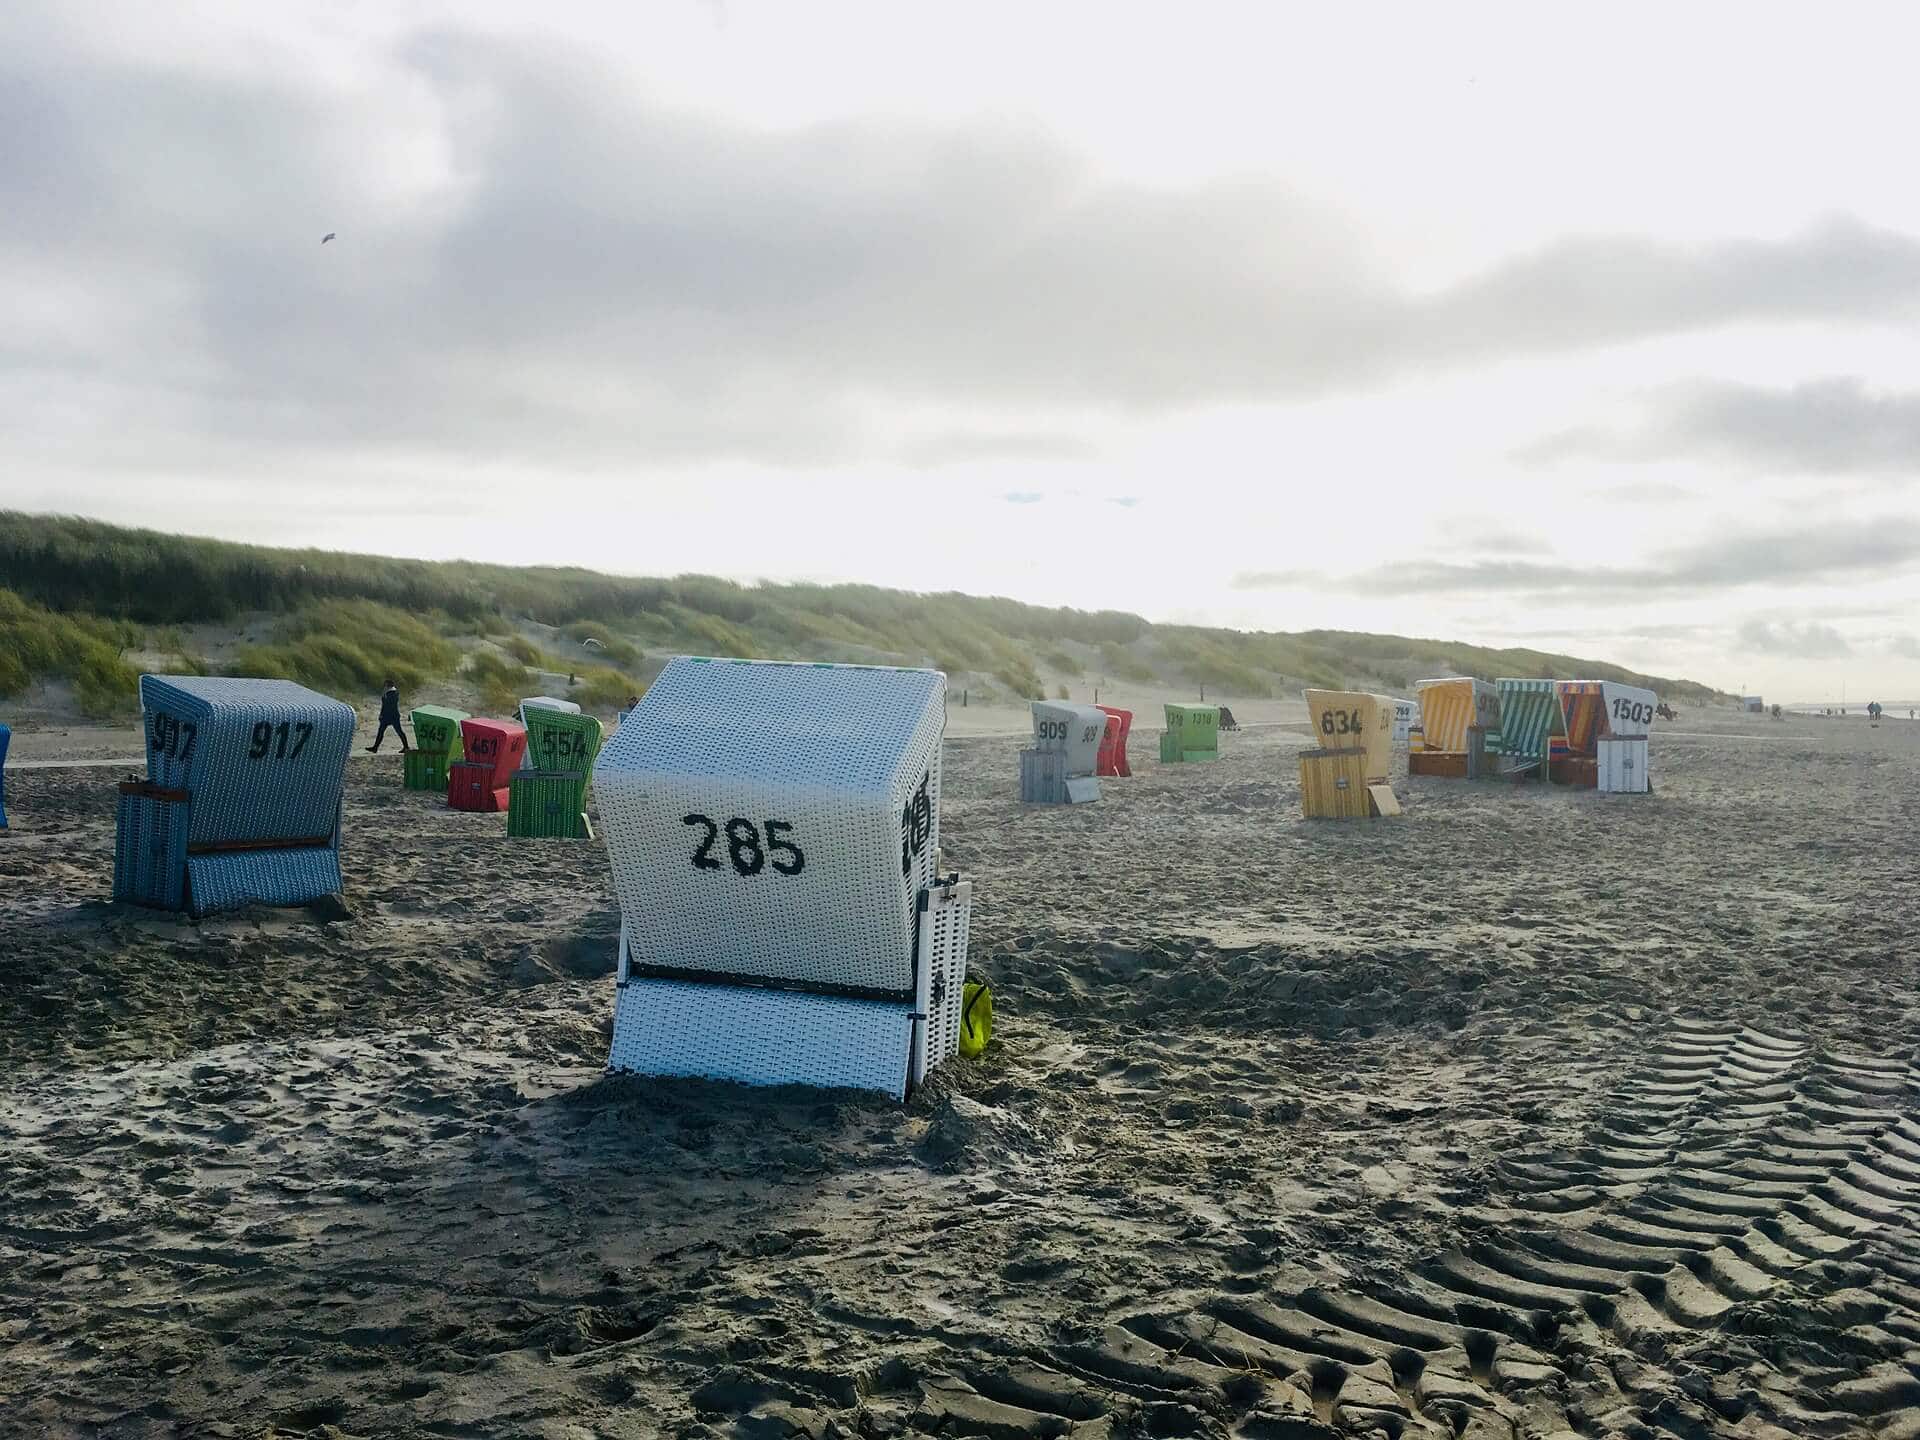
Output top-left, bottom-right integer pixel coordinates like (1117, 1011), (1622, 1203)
(449, 718), (527, 812)
(1096, 706), (1133, 778)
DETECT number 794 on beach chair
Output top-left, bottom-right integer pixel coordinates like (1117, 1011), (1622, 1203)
(594, 657), (975, 1101)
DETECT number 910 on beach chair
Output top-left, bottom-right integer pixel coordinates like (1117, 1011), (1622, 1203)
(1020, 700), (1106, 803)
(114, 676), (356, 917)
(594, 657), (973, 1100)
(1409, 677), (1499, 779)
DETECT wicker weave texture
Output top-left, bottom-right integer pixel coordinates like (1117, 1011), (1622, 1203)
(507, 769), (589, 838)
(608, 977), (914, 1098)
(595, 657), (947, 995)
(459, 718), (528, 791)
(138, 676), (354, 846)
(448, 760), (508, 812)
(0, 722), (8, 828)
(523, 707), (603, 775)
(403, 749), (452, 791)
(519, 696), (582, 721)
(186, 847), (343, 918)
(114, 792), (189, 908)
(1030, 701), (1106, 777)
(411, 706), (469, 760)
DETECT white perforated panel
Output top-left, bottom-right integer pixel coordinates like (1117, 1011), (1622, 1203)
(594, 658), (946, 996)
(1030, 702), (1105, 777)
(911, 880), (972, 1087)
(608, 977), (914, 1098)
(1598, 683), (1657, 738)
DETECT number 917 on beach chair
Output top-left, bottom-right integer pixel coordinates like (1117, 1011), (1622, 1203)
(594, 658), (973, 1100)
(114, 676), (356, 917)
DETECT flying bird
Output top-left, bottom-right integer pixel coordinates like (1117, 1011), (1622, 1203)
(321, 232), (336, 244)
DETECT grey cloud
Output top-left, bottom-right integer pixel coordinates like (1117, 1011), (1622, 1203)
(1001, 491), (1045, 505)
(899, 431), (1098, 468)
(1230, 570), (1319, 591)
(1736, 619), (1853, 658)
(1107, 496), (1140, 508)
(1232, 516), (1920, 600)
(1526, 379), (1920, 475)
(8, 22), (1920, 479)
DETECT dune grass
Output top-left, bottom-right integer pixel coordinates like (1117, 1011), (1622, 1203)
(231, 601), (459, 700)
(0, 512), (1730, 707)
(0, 588), (142, 717)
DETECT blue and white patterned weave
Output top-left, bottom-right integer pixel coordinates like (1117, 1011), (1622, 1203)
(186, 847), (344, 918)
(116, 676), (356, 916)
(113, 791), (190, 909)
(0, 721), (9, 828)
(139, 676), (355, 846)
(609, 977), (915, 1098)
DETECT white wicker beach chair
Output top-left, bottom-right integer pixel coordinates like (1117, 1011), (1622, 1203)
(1023, 700), (1105, 803)
(594, 657), (971, 1100)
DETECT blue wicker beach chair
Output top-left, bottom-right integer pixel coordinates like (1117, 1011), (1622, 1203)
(115, 677), (356, 918)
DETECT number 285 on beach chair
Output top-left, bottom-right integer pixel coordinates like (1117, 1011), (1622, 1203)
(594, 657), (974, 1101)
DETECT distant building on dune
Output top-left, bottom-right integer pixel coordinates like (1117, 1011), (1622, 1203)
(1742, 695), (1765, 713)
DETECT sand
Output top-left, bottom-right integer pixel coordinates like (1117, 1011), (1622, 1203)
(2, 712), (1918, 1439)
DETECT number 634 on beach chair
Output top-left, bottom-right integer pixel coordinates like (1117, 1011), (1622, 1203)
(594, 658), (974, 1101)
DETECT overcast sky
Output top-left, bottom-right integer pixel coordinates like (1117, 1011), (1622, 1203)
(4, 2), (1918, 699)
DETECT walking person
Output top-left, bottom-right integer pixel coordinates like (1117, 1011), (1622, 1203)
(367, 678), (411, 753)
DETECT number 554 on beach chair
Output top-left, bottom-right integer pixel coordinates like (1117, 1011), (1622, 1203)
(594, 657), (973, 1100)
(509, 705), (603, 838)
(114, 676), (356, 917)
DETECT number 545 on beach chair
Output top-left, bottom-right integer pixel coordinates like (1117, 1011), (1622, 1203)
(594, 657), (973, 1100)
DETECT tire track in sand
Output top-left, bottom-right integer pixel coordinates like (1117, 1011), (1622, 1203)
(915, 1021), (1920, 1439)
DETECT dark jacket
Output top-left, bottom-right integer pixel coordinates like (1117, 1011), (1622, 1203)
(379, 686), (401, 722)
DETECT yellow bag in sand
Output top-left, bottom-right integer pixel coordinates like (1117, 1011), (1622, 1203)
(959, 981), (993, 1057)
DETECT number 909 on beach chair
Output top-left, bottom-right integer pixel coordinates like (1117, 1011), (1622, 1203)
(114, 676), (356, 917)
(593, 657), (973, 1100)
(1020, 700), (1106, 803)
